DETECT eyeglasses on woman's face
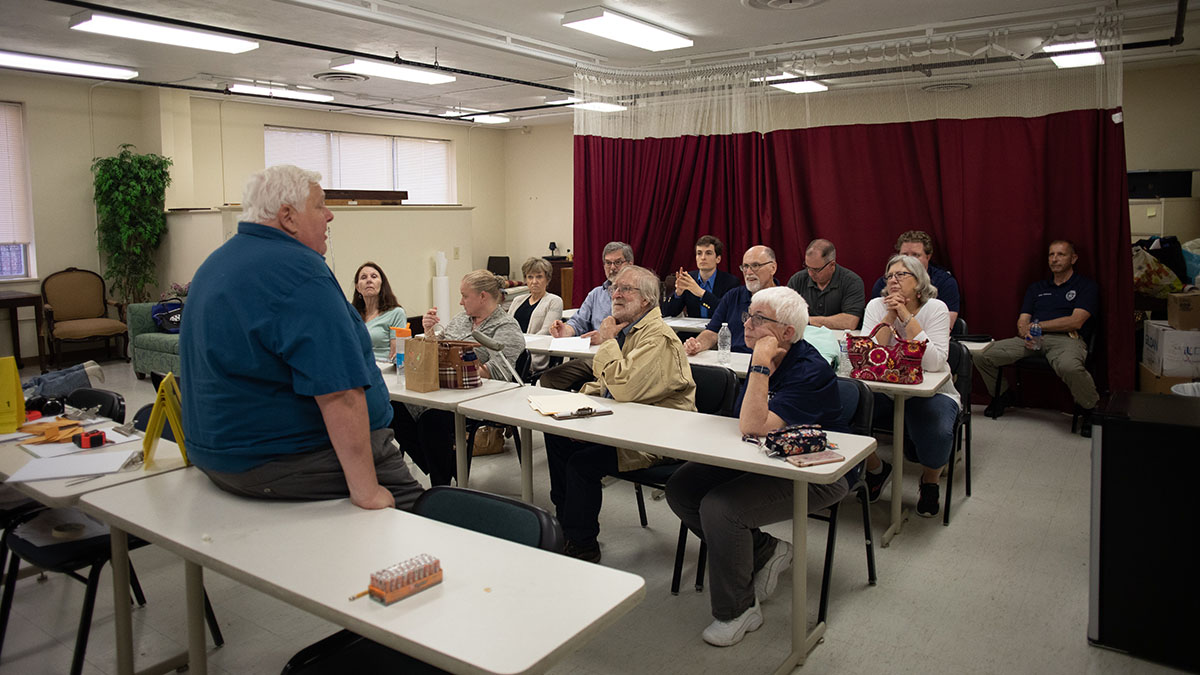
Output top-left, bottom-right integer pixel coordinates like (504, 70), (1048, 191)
(884, 270), (914, 282)
(741, 311), (782, 328)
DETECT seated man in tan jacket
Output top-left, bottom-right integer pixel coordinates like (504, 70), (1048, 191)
(546, 264), (697, 563)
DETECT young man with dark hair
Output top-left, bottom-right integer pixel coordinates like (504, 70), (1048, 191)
(662, 235), (739, 318)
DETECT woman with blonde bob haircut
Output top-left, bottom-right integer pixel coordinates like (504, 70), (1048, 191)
(394, 269), (525, 485)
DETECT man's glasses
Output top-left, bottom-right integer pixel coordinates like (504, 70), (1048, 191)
(884, 271), (914, 282)
(741, 311), (782, 327)
(805, 260), (834, 274)
(610, 284), (640, 296)
(739, 261), (774, 272)
(602, 259), (628, 269)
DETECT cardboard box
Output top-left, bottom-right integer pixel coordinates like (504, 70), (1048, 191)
(1168, 291), (1200, 331)
(1138, 362), (1195, 395)
(1143, 320), (1200, 377)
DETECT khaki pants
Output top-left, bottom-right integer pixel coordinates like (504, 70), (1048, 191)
(974, 334), (1099, 409)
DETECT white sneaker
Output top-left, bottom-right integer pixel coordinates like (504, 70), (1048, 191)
(702, 601), (763, 647)
(753, 539), (793, 603)
(83, 360), (105, 384)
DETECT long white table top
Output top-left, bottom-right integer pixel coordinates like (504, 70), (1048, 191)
(0, 422), (188, 507)
(522, 334), (753, 378)
(81, 468), (646, 675)
(459, 386), (875, 483)
(379, 364), (521, 409)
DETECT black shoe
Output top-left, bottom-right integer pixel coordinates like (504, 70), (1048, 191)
(984, 391), (1011, 419)
(916, 481), (940, 518)
(864, 461), (892, 504)
(563, 540), (601, 563)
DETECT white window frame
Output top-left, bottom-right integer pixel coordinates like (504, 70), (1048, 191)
(0, 102), (36, 281)
(264, 126), (457, 205)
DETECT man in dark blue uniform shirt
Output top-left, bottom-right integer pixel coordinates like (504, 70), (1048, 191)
(662, 235), (740, 318)
(975, 240), (1100, 434)
(870, 230), (961, 326)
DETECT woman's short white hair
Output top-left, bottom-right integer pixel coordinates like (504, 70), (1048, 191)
(883, 254), (938, 306)
(750, 286), (809, 343)
(242, 165), (322, 224)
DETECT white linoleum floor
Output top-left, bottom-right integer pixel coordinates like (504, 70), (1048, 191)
(0, 360), (1183, 675)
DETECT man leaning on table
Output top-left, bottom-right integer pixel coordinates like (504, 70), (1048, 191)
(666, 286), (848, 647)
(974, 239), (1100, 435)
(545, 265), (696, 563)
(662, 235), (739, 318)
(786, 238), (865, 330)
(540, 241), (634, 391)
(180, 165), (424, 510)
(684, 245), (779, 356)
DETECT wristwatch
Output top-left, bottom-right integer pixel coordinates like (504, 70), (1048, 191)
(749, 365), (772, 377)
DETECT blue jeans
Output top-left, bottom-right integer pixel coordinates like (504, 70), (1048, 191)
(872, 393), (959, 470)
(22, 364), (91, 399)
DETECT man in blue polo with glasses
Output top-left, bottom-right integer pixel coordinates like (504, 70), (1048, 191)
(684, 245), (779, 356)
(786, 238), (865, 330)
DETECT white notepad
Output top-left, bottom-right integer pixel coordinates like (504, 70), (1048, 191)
(549, 336), (592, 351)
(5, 450), (140, 483)
(528, 393), (610, 416)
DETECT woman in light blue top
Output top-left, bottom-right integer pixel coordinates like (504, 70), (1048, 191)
(351, 261), (406, 360)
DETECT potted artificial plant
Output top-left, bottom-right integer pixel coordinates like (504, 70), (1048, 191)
(91, 144), (173, 303)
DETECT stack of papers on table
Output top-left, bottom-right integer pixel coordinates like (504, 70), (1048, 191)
(528, 393), (610, 416)
(549, 336), (591, 351)
(5, 449), (140, 483)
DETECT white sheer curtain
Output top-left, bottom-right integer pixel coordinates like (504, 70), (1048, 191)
(574, 12), (1122, 140)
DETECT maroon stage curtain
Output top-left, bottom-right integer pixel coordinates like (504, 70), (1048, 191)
(573, 109), (1134, 393)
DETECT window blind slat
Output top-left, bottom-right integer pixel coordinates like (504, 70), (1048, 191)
(0, 102), (34, 246)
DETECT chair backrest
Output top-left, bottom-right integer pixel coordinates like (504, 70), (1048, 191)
(413, 486), (564, 553)
(515, 350), (533, 384)
(41, 268), (108, 321)
(835, 377), (873, 436)
(952, 317), (967, 336)
(132, 403), (175, 441)
(689, 363), (739, 417)
(947, 340), (972, 402)
(65, 387), (126, 424)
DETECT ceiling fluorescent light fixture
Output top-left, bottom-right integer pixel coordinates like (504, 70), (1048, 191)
(439, 107), (486, 117)
(562, 7), (693, 52)
(753, 73), (827, 93)
(69, 11), (258, 54)
(0, 50), (137, 79)
(1042, 40), (1103, 68)
(330, 56), (455, 85)
(229, 84), (334, 102)
(466, 114), (510, 124)
(570, 101), (627, 112)
(547, 96), (582, 105)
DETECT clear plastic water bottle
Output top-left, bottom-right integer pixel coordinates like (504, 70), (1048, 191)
(1029, 320), (1043, 351)
(717, 323), (732, 366)
(837, 338), (852, 376)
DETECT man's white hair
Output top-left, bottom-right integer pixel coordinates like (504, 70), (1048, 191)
(242, 165), (322, 225)
(750, 286), (809, 343)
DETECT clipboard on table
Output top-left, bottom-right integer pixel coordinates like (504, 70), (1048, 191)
(529, 393), (613, 421)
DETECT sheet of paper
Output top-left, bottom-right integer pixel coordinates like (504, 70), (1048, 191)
(549, 336), (592, 352)
(20, 429), (140, 458)
(528, 393), (611, 416)
(5, 449), (139, 483)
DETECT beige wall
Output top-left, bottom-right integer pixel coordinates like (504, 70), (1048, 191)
(1122, 62), (1200, 197)
(504, 124), (575, 266)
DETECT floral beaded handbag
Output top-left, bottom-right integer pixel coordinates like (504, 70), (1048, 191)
(761, 424), (833, 457)
(845, 323), (927, 384)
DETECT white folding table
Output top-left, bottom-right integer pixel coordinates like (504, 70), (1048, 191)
(380, 365), (520, 486)
(458, 386), (876, 673)
(81, 468), (645, 675)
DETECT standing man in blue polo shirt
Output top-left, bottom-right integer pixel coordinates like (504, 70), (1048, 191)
(662, 235), (739, 318)
(974, 240), (1100, 434)
(684, 245), (779, 356)
(180, 165), (423, 510)
(870, 230), (961, 327)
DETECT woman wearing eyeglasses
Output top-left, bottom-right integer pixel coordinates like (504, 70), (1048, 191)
(859, 254), (959, 518)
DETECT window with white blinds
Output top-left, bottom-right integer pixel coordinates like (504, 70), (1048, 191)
(0, 102), (34, 279)
(264, 126), (455, 204)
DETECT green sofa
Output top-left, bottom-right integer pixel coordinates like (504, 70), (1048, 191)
(128, 302), (181, 379)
